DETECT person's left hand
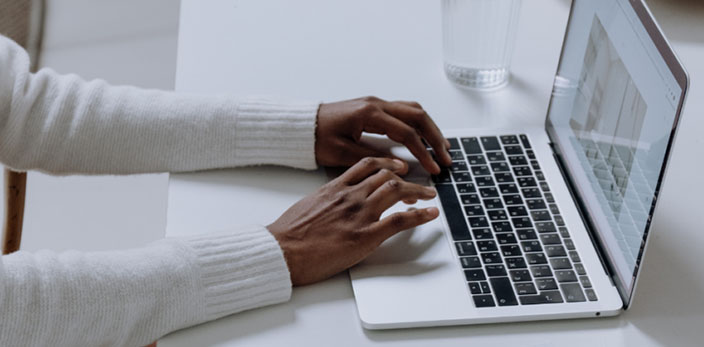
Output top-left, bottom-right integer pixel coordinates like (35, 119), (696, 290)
(315, 96), (452, 175)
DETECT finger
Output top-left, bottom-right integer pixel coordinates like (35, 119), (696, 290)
(370, 207), (440, 241)
(385, 102), (452, 167)
(338, 157), (406, 185)
(358, 167), (400, 195)
(367, 179), (436, 214)
(364, 113), (441, 174)
(335, 140), (409, 174)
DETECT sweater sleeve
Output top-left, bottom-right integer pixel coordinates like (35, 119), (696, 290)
(0, 35), (319, 174)
(0, 226), (292, 347)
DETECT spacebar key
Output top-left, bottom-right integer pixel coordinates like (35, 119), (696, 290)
(436, 184), (471, 240)
(489, 277), (518, 306)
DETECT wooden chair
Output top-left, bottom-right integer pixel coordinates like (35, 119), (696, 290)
(1, 0), (41, 255)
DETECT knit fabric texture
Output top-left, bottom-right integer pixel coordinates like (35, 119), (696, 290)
(0, 34), (317, 346)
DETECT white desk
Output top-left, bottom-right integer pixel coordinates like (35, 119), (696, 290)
(162, 0), (704, 345)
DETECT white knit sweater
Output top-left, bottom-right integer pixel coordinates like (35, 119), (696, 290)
(0, 35), (319, 346)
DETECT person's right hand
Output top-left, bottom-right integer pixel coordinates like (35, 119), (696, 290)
(267, 157), (440, 286)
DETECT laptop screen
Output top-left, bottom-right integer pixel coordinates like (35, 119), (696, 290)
(545, 0), (687, 305)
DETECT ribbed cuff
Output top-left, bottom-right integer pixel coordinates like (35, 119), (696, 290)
(182, 226), (292, 321)
(235, 98), (319, 170)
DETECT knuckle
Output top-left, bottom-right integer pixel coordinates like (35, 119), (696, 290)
(388, 214), (406, 228)
(362, 95), (380, 103)
(384, 179), (401, 191)
(360, 156), (377, 168)
(409, 101), (423, 109)
(343, 201), (364, 215)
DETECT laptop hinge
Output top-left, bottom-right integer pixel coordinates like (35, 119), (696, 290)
(549, 143), (616, 287)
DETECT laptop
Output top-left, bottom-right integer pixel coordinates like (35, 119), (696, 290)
(349, 0), (688, 329)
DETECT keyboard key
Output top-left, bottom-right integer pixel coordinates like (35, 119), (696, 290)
(468, 282), (482, 294)
(525, 252), (547, 264)
(490, 277), (518, 306)
(469, 217), (489, 228)
(560, 283), (586, 302)
(563, 238), (575, 250)
(513, 166), (532, 177)
(574, 263), (586, 275)
(526, 199), (547, 210)
(494, 172), (513, 182)
(501, 245), (522, 257)
(455, 241), (477, 256)
(569, 251), (581, 263)
(496, 233), (518, 244)
(535, 171), (545, 180)
(515, 282), (537, 295)
(461, 137), (482, 154)
(486, 265), (507, 277)
(480, 281), (491, 293)
(503, 194), (523, 205)
(530, 265), (553, 278)
(549, 204), (560, 215)
(483, 198), (504, 209)
(519, 134), (532, 148)
(512, 217), (533, 229)
(500, 135), (519, 145)
(516, 229), (538, 240)
(531, 160), (541, 170)
(464, 205), (484, 217)
(517, 177), (537, 187)
(522, 188), (542, 198)
(499, 183), (519, 195)
(540, 233), (561, 245)
(505, 257), (527, 269)
(579, 276), (592, 288)
(451, 161), (468, 172)
(490, 162), (510, 172)
(480, 187), (499, 198)
(554, 215), (565, 226)
(585, 289), (598, 301)
(526, 149), (536, 159)
(559, 227), (570, 238)
(456, 183), (476, 194)
(460, 194), (480, 205)
(473, 295), (496, 307)
(452, 172), (472, 182)
(436, 184), (472, 241)
(520, 291), (564, 305)
(475, 176), (495, 187)
(539, 182), (550, 192)
(481, 252), (502, 264)
(486, 151), (506, 162)
(477, 240), (498, 252)
(447, 138), (460, 150)
(504, 145), (523, 155)
(555, 270), (578, 282)
(509, 270), (532, 282)
(530, 210), (551, 221)
(545, 245), (567, 257)
(432, 170), (452, 183)
(488, 210), (508, 221)
(535, 278), (558, 290)
(492, 222), (513, 233)
(535, 221), (556, 233)
(471, 165), (491, 176)
(544, 192), (555, 203)
(467, 155), (486, 165)
(450, 151), (464, 161)
(460, 256), (482, 268)
(473, 228), (493, 240)
(509, 155), (528, 166)
(481, 136), (501, 151)
(465, 269), (486, 281)
(550, 258), (572, 270)
(507, 206), (528, 217)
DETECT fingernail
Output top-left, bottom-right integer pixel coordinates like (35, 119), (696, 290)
(392, 159), (404, 168)
(426, 207), (439, 217)
(425, 187), (437, 196)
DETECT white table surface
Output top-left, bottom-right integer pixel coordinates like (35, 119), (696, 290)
(162, 0), (704, 345)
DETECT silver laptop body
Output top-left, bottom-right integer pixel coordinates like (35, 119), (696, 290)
(350, 0), (688, 329)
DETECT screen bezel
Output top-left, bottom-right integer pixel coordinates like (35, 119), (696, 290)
(544, 0), (689, 308)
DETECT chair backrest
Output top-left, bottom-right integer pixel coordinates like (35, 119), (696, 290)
(1, 0), (44, 255)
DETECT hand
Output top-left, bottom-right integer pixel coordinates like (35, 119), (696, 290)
(267, 157), (440, 286)
(315, 96), (452, 175)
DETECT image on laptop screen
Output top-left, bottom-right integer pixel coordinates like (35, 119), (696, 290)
(546, 0), (684, 302)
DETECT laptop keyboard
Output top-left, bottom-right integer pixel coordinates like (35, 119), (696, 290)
(431, 135), (598, 307)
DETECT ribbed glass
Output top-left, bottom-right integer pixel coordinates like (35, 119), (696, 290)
(441, 0), (522, 90)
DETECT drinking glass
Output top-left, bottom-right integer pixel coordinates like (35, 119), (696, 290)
(441, 0), (522, 90)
